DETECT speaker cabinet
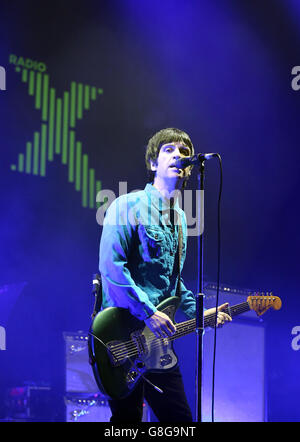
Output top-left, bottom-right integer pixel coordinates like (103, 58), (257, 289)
(174, 283), (266, 422)
(63, 332), (98, 393)
(64, 393), (150, 422)
(63, 331), (151, 422)
(64, 394), (112, 422)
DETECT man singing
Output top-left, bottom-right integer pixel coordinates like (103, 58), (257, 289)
(98, 128), (231, 422)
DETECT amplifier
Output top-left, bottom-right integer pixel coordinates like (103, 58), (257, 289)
(64, 393), (112, 422)
(63, 331), (151, 421)
(63, 331), (98, 393)
(174, 281), (267, 422)
(4, 385), (55, 421)
(64, 393), (150, 422)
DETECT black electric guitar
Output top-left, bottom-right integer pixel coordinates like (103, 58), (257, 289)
(88, 293), (281, 400)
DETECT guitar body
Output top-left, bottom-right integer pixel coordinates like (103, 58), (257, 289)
(88, 296), (181, 400)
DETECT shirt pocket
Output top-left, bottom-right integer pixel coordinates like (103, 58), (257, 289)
(138, 225), (165, 261)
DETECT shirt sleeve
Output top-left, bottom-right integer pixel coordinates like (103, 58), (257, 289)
(176, 277), (195, 319)
(99, 195), (157, 321)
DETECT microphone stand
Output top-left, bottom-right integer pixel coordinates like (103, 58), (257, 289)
(195, 160), (205, 422)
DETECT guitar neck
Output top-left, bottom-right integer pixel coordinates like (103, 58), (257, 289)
(204, 301), (250, 327)
(173, 301), (250, 341)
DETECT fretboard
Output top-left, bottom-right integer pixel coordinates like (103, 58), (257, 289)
(172, 301), (251, 342)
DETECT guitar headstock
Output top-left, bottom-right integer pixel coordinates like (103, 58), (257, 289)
(247, 292), (282, 316)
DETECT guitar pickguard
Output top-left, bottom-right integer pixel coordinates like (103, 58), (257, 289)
(139, 303), (178, 371)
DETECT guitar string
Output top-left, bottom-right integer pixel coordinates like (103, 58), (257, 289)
(110, 316), (202, 356)
(105, 297), (275, 357)
(110, 302), (250, 356)
(112, 309), (251, 362)
(110, 303), (251, 359)
(109, 324), (194, 360)
(120, 306), (251, 359)
(112, 321), (196, 358)
(110, 304), (252, 361)
(115, 313), (245, 361)
(94, 296), (276, 357)
(116, 319), (223, 361)
(106, 299), (277, 361)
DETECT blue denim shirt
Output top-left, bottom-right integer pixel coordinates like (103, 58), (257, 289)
(99, 183), (196, 321)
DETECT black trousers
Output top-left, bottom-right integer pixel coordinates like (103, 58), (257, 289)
(108, 366), (193, 422)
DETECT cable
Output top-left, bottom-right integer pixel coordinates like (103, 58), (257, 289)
(211, 154), (223, 422)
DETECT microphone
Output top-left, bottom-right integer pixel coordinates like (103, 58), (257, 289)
(174, 153), (217, 169)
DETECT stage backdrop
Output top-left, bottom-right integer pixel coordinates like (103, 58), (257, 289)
(0, 0), (300, 421)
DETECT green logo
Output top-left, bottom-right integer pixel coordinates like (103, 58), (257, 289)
(9, 54), (103, 209)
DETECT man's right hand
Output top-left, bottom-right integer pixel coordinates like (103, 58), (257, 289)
(144, 310), (176, 338)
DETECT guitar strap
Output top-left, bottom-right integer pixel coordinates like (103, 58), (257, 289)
(89, 273), (102, 365)
(175, 223), (183, 298)
(91, 273), (103, 320)
(169, 204), (183, 298)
